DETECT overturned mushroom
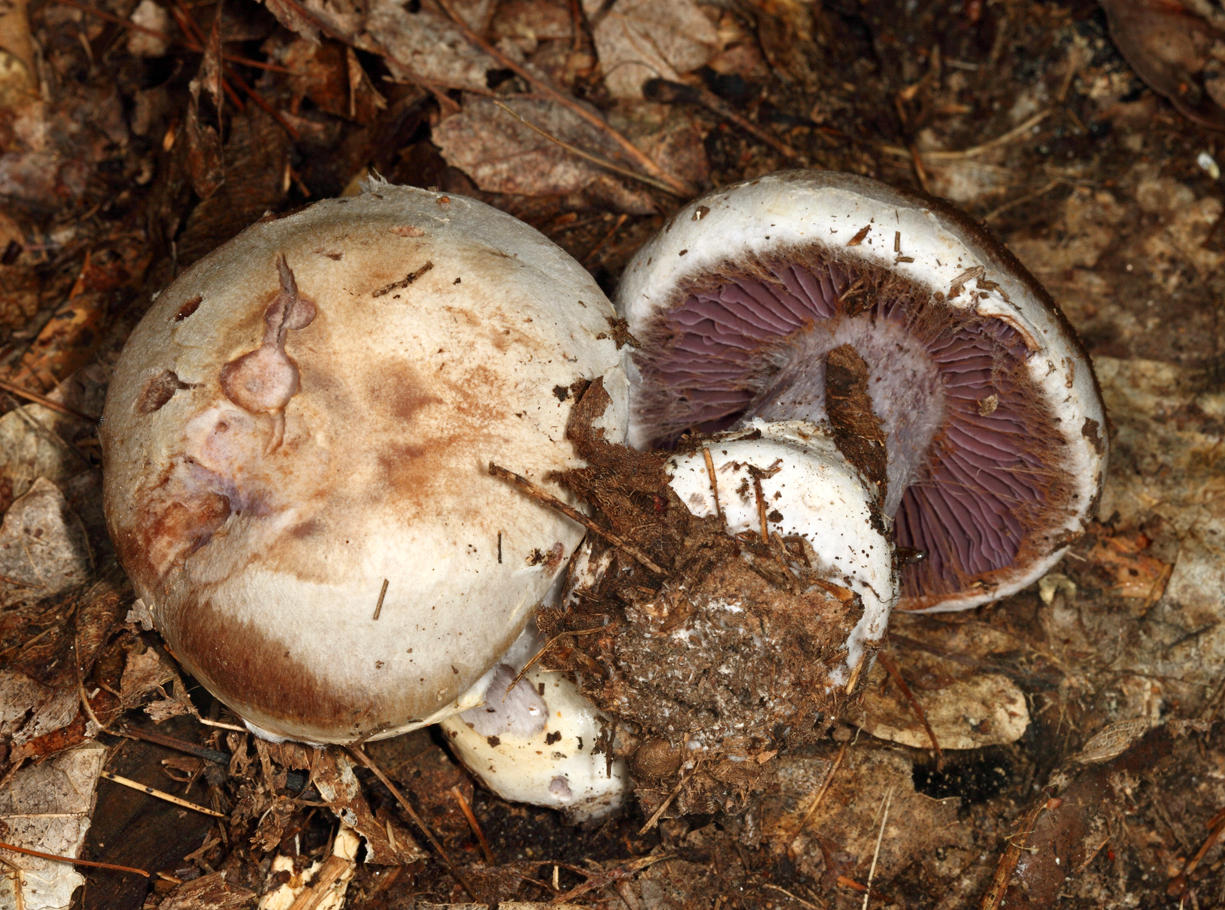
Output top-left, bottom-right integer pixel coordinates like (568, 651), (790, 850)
(618, 170), (1107, 612)
(536, 171), (1105, 814)
(101, 182), (628, 817)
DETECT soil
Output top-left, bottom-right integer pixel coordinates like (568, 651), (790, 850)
(2, 1), (1225, 908)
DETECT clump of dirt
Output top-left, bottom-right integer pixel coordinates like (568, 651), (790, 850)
(537, 379), (874, 817)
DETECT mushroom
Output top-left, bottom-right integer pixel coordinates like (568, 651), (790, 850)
(100, 177), (631, 817)
(617, 170), (1107, 612)
(438, 622), (627, 823)
(660, 419), (895, 685)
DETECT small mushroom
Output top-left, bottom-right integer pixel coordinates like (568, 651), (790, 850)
(617, 170), (1107, 612)
(101, 182), (630, 758)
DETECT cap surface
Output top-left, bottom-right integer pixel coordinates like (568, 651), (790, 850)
(102, 183), (627, 742)
(617, 170), (1106, 611)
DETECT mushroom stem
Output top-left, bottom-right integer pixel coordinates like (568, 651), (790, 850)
(663, 419), (897, 685)
(439, 623), (627, 822)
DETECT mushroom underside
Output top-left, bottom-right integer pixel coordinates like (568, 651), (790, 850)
(631, 246), (1074, 605)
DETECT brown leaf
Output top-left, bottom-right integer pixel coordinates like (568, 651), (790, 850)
(434, 96), (656, 212)
(310, 749), (424, 865)
(1087, 528), (1173, 603)
(263, 0), (495, 92)
(0, 743), (107, 910)
(0, 478), (92, 608)
(1102, 0), (1225, 130)
(584, 0), (719, 98)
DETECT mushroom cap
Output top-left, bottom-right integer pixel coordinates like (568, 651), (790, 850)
(101, 183), (627, 743)
(617, 170), (1106, 612)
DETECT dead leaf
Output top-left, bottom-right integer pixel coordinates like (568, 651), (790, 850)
(0, 743), (106, 910)
(434, 96), (656, 212)
(118, 642), (180, 709)
(845, 653), (1031, 751)
(583, 0), (719, 98)
(0, 669), (79, 755)
(263, 0), (496, 92)
(184, 7), (226, 199)
(0, 478), (92, 607)
(0, 403), (88, 505)
(1101, 0), (1225, 130)
(1086, 528), (1174, 604)
(310, 750), (424, 865)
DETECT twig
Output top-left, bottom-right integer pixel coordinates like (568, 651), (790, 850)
(876, 650), (943, 768)
(580, 212), (628, 267)
(552, 853), (675, 903)
(434, 0), (688, 196)
(843, 654), (868, 695)
(750, 471), (769, 543)
(347, 746), (483, 904)
(100, 771), (226, 818)
(762, 881), (826, 910)
(508, 626), (605, 692)
(1170, 805), (1225, 896)
(645, 78), (805, 164)
(700, 446), (723, 523)
(0, 841), (151, 878)
(787, 739), (849, 851)
(979, 796), (1052, 910)
(372, 578), (389, 620)
(638, 765), (696, 835)
(488, 462), (666, 574)
(0, 377), (96, 422)
(170, 2), (301, 141)
(57, 0), (291, 72)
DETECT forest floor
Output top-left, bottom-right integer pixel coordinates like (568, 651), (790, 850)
(2, 0), (1225, 907)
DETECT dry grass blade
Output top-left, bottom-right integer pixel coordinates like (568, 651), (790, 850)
(99, 771), (226, 818)
(862, 785), (895, 909)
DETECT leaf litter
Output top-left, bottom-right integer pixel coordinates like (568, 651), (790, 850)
(1, 0), (1225, 907)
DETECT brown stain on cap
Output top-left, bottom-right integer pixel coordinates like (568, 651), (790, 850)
(171, 596), (385, 742)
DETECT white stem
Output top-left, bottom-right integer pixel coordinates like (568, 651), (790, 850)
(440, 624), (627, 822)
(664, 419), (898, 683)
